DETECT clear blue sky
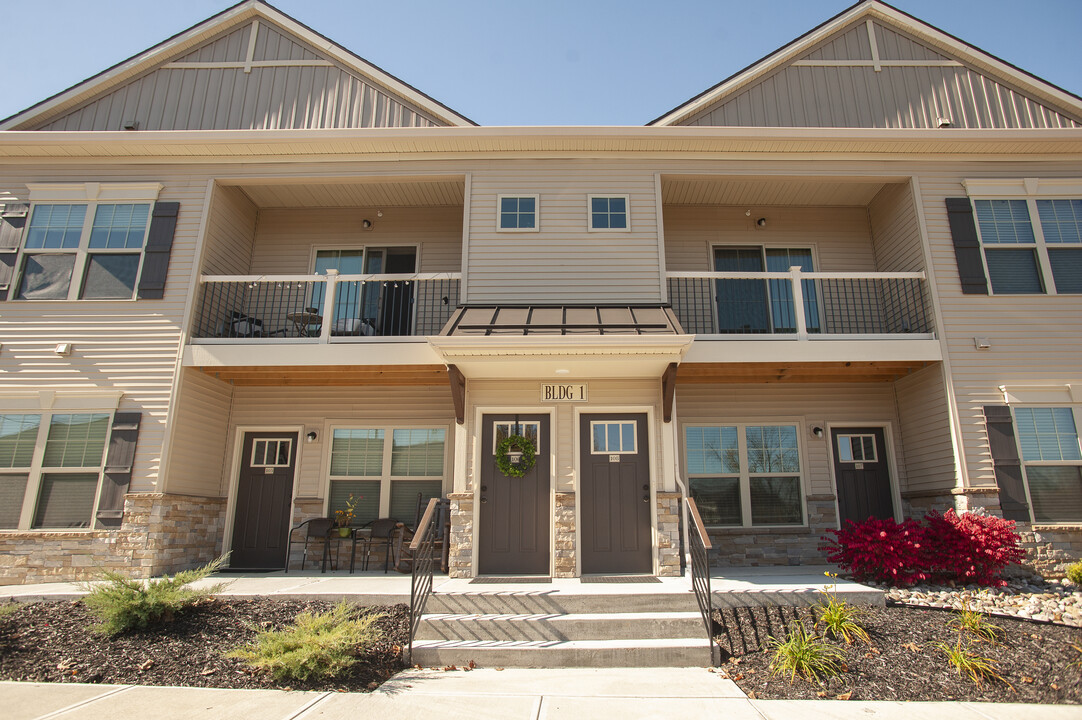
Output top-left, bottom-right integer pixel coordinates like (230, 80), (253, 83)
(3, 0), (1080, 126)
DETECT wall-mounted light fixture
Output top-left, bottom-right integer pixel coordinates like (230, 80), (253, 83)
(54, 343), (73, 356)
(812, 426), (824, 439)
(362, 219), (372, 229)
(306, 431), (318, 443)
(756, 217), (767, 228)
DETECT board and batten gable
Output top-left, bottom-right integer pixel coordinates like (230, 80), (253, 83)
(914, 168), (1082, 491)
(672, 17), (1081, 129)
(24, 17), (445, 132)
(0, 171), (209, 494)
(466, 165), (662, 303)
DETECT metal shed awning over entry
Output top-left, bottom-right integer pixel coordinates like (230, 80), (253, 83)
(439, 305), (685, 336)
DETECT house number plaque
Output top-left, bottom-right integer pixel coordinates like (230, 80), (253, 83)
(541, 383), (588, 402)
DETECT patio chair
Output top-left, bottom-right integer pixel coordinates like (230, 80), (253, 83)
(360, 517), (403, 573)
(219, 310), (286, 338)
(284, 517), (339, 572)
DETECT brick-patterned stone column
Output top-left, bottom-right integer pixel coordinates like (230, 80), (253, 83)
(554, 492), (576, 578)
(656, 492), (682, 577)
(1016, 524), (1082, 576)
(448, 492), (474, 578)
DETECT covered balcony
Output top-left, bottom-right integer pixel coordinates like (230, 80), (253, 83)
(661, 174), (942, 371)
(184, 175), (464, 377)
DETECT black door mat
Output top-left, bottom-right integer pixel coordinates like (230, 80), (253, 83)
(581, 575), (662, 583)
(469, 576), (552, 584)
(216, 568), (281, 574)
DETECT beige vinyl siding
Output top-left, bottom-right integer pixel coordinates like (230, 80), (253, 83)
(34, 20), (441, 132)
(166, 369), (234, 496)
(664, 205), (876, 272)
(467, 166), (661, 303)
(683, 20), (1081, 129)
(916, 167), (1082, 489)
(675, 382), (909, 497)
(248, 207), (462, 274)
(893, 364), (955, 493)
(202, 185), (256, 276)
(0, 171), (210, 493)
(869, 182), (924, 272)
(223, 386), (455, 500)
(465, 379), (663, 494)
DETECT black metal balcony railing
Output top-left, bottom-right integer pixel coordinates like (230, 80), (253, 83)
(191, 272), (461, 341)
(667, 270), (933, 338)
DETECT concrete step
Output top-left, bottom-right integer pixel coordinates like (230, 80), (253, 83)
(426, 591), (698, 615)
(410, 637), (713, 668)
(416, 611), (705, 642)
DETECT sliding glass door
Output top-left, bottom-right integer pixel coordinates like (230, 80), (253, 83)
(713, 246), (820, 334)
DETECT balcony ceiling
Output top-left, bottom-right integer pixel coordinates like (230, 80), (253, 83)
(662, 175), (898, 206)
(223, 176), (465, 208)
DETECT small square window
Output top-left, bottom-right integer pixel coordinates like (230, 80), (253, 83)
(588, 195), (629, 231)
(498, 195), (538, 231)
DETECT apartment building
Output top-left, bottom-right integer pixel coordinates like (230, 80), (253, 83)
(0, 0), (1079, 584)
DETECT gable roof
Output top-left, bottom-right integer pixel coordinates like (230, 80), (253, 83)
(649, 0), (1082, 128)
(0, 0), (475, 131)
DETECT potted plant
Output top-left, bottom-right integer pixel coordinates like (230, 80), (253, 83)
(334, 494), (358, 537)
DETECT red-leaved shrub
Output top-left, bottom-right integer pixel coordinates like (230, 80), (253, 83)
(922, 509), (1025, 587)
(820, 517), (927, 586)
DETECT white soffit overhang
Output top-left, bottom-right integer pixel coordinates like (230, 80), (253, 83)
(427, 335), (695, 380)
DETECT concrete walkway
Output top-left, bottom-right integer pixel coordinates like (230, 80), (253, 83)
(3, 670), (1076, 720)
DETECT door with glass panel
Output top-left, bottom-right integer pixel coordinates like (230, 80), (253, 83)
(230, 432), (297, 569)
(713, 246), (820, 334)
(313, 247), (416, 336)
(478, 416), (550, 575)
(831, 427), (895, 525)
(579, 414), (652, 574)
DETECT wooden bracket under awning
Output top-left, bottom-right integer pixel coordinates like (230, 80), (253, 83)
(662, 362), (678, 423)
(448, 364), (466, 424)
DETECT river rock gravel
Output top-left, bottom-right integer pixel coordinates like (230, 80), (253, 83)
(872, 577), (1082, 627)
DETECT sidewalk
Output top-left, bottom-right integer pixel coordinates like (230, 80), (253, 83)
(4, 669), (1077, 720)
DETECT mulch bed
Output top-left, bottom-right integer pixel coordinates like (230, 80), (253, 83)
(713, 603), (1082, 704)
(0, 599), (407, 692)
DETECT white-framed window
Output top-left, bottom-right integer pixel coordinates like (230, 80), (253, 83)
(492, 421), (540, 453)
(13, 202), (152, 301)
(250, 439), (292, 468)
(684, 423), (805, 527)
(497, 195), (538, 232)
(587, 195), (630, 231)
(1014, 406), (1082, 523)
(836, 434), (877, 463)
(973, 198), (1082, 295)
(590, 421), (637, 454)
(326, 425), (447, 525)
(0, 412), (111, 530)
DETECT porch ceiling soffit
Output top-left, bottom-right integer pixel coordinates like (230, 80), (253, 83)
(2, 127), (1081, 161)
(221, 176), (466, 208)
(661, 175), (892, 207)
(677, 360), (935, 384)
(191, 364), (447, 387)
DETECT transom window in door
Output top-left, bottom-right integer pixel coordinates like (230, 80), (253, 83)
(251, 439), (292, 468)
(712, 246), (821, 334)
(493, 422), (540, 453)
(836, 434), (877, 463)
(590, 421), (636, 454)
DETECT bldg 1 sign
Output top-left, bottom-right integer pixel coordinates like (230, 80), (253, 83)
(541, 383), (588, 402)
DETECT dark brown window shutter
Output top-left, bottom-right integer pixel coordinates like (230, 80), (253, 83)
(946, 197), (988, 295)
(96, 412), (141, 528)
(137, 201), (179, 300)
(983, 405), (1029, 522)
(0, 205), (28, 300)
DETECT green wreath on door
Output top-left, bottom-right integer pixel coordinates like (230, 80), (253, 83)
(495, 435), (537, 478)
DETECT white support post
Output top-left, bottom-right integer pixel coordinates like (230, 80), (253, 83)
(790, 266), (809, 341)
(319, 269), (338, 344)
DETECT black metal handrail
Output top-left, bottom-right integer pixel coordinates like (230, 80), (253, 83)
(408, 497), (441, 665)
(687, 497), (721, 666)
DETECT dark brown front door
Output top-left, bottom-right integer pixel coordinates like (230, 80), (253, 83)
(478, 415), (550, 575)
(580, 413), (652, 574)
(832, 427), (895, 525)
(230, 432), (297, 569)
